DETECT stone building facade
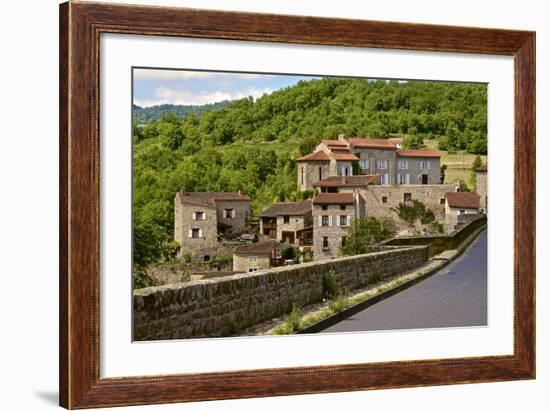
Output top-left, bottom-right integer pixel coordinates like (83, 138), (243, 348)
(359, 184), (457, 222)
(174, 189), (251, 257)
(444, 192), (480, 228)
(297, 134), (441, 191)
(259, 200), (313, 245)
(476, 164), (488, 209)
(232, 241), (276, 272)
(312, 192), (361, 261)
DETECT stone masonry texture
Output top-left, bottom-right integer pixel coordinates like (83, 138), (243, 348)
(133, 245), (429, 340)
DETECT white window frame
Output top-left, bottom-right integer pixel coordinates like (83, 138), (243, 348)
(322, 236), (329, 249)
(377, 159), (388, 170)
(193, 211), (205, 220)
(398, 160), (409, 170)
(249, 256), (258, 263)
(360, 159), (369, 170)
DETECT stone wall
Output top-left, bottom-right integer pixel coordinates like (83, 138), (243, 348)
(383, 214), (486, 256)
(133, 245), (429, 340)
(175, 200), (218, 255)
(298, 161), (331, 191)
(476, 170), (488, 208)
(215, 199), (250, 235)
(312, 203), (356, 260)
(359, 184), (455, 224)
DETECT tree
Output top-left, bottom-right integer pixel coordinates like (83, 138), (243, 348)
(440, 164), (448, 184)
(340, 217), (396, 256)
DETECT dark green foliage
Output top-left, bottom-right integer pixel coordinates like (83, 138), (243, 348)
(393, 200), (436, 226)
(132, 102), (230, 123)
(472, 155), (483, 171)
(440, 164), (448, 184)
(322, 269), (339, 299)
(280, 244), (297, 260)
(402, 134), (424, 149)
(132, 78), (487, 272)
(340, 217), (396, 256)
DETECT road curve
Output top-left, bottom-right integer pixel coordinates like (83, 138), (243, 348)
(321, 229), (488, 333)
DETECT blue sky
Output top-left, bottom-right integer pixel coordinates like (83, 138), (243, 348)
(133, 68), (319, 107)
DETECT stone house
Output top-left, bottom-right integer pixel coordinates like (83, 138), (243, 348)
(259, 200), (313, 246)
(476, 164), (488, 209)
(296, 140), (359, 191)
(232, 241), (276, 272)
(174, 189), (251, 256)
(312, 192), (362, 261)
(444, 192), (480, 228)
(359, 184), (457, 223)
(297, 134), (441, 190)
(313, 175), (380, 193)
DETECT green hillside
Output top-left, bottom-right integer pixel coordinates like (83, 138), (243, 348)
(133, 101), (230, 123)
(132, 77), (487, 273)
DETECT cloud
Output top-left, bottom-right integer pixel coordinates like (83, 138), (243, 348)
(135, 86), (276, 107)
(133, 69), (215, 81)
(134, 69), (278, 82)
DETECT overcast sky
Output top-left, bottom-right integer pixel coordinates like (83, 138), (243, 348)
(133, 68), (319, 107)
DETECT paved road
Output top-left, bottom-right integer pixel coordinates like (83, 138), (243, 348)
(322, 230), (487, 333)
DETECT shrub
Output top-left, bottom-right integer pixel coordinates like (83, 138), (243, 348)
(182, 252), (193, 263)
(280, 244), (297, 260)
(340, 217), (396, 256)
(329, 295), (349, 313)
(322, 269), (339, 299)
(285, 304), (302, 332)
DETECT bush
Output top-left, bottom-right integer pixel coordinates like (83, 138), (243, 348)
(284, 304), (302, 332)
(340, 217), (396, 256)
(329, 295), (349, 313)
(280, 244), (297, 260)
(323, 269), (339, 299)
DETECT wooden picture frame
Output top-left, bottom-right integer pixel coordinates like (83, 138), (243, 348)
(59, 1), (535, 408)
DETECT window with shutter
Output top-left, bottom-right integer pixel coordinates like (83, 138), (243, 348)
(328, 215), (333, 226)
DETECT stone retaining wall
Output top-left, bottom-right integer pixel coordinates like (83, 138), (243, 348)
(133, 245), (429, 340)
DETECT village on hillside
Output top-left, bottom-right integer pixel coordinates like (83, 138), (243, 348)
(169, 134), (487, 281)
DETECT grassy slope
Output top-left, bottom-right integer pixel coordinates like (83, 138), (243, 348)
(424, 139), (487, 187)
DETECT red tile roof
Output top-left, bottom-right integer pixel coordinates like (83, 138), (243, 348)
(296, 150), (331, 161)
(396, 149), (441, 158)
(234, 240), (276, 256)
(321, 139), (347, 147)
(313, 175), (379, 188)
(445, 192), (480, 209)
(330, 152), (359, 161)
(260, 200), (312, 217)
(313, 193), (356, 205)
(177, 190), (250, 207)
(348, 138), (397, 150)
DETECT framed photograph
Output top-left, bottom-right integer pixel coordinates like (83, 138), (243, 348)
(59, 1), (535, 408)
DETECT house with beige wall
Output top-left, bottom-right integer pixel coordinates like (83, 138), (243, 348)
(297, 134), (441, 190)
(312, 192), (361, 261)
(232, 241), (276, 272)
(259, 200), (313, 245)
(444, 192), (480, 228)
(476, 164), (488, 209)
(174, 189), (251, 256)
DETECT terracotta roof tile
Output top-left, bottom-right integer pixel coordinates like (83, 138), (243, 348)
(396, 149), (441, 158)
(313, 175), (379, 188)
(296, 150), (331, 161)
(330, 152), (359, 161)
(234, 240), (276, 255)
(445, 192), (480, 209)
(313, 193), (356, 205)
(348, 138), (397, 150)
(177, 190), (250, 206)
(260, 200), (312, 217)
(321, 139), (347, 147)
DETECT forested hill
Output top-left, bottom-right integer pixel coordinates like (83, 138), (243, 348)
(133, 101), (230, 123)
(132, 78), (487, 274)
